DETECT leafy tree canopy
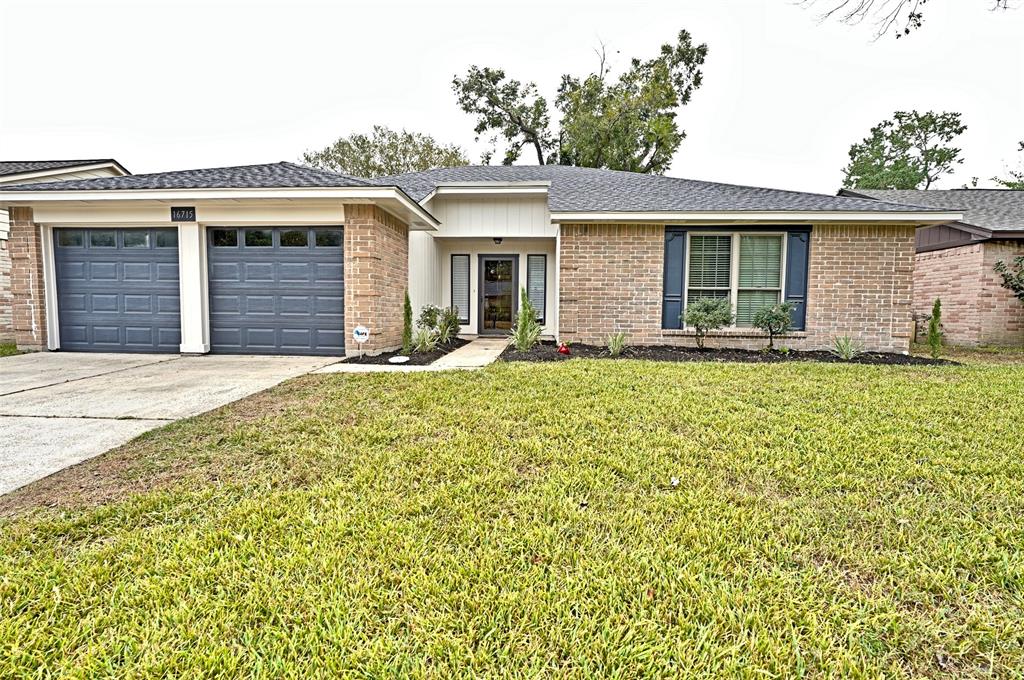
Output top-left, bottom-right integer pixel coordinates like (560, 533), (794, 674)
(302, 126), (468, 178)
(993, 141), (1024, 190)
(842, 110), (967, 190)
(802, 0), (1012, 39)
(451, 30), (708, 173)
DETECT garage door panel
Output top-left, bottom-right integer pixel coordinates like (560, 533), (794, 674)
(55, 228), (181, 353)
(207, 227), (345, 356)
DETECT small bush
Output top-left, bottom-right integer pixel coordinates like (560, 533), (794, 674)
(417, 304), (442, 331)
(511, 288), (542, 352)
(994, 255), (1024, 303)
(437, 307), (461, 345)
(830, 335), (865, 361)
(683, 298), (733, 350)
(402, 290), (413, 355)
(413, 328), (438, 353)
(607, 331), (628, 357)
(752, 302), (796, 350)
(928, 298), (943, 359)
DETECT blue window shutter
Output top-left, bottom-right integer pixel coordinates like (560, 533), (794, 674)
(662, 228), (686, 329)
(785, 231), (810, 330)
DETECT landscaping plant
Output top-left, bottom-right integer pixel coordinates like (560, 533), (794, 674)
(830, 335), (865, 361)
(752, 302), (796, 350)
(436, 307), (461, 345)
(402, 290), (413, 355)
(413, 327), (438, 353)
(511, 287), (542, 351)
(927, 298), (943, 359)
(417, 304), (442, 332)
(682, 297), (733, 350)
(606, 331), (628, 357)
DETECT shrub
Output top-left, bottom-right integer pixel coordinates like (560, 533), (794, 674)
(413, 327), (438, 353)
(607, 331), (628, 357)
(436, 307), (461, 345)
(830, 335), (865, 361)
(402, 290), (413, 355)
(994, 256), (1024, 303)
(511, 288), (542, 352)
(683, 298), (733, 350)
(417, 304), (442, 331)
(752, 302), (796, 350)
(927, 298), (943, 359)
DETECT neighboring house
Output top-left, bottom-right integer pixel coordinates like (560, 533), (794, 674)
(841, 189), (1024, 347)
(0, 162), (959, 357)
(0, 160), (130, 342)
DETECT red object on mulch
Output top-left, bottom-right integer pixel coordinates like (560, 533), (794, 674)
(557, 342), (571, 355)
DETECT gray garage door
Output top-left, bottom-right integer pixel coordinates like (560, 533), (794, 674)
(207, 227), (345, 355)
(54, 228), (181, 353)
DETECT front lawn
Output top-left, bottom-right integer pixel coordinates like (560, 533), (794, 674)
(2, 361), (1023, 677)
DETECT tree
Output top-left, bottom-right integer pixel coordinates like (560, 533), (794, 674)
(801, 0), (1012, 39)
(752, 302), (796, 350)
(842, 111), (967, 190)
(556, 33), (708, 174)
(683, 297), (733, 350)
(451, 29), (708, 173)
(993, 141), (1024, 190)
(302, 126), (468, 178)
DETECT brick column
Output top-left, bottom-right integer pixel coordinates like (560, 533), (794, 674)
(8, 207), (47, 351)
(342, 204), (409, 354)
(0, 237), (12, 343)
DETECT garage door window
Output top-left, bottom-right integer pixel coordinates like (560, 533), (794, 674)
(90, 230), (116, 248)
(156, 229), (178, 248)
(58, 230), (84, 248)
(123, 231), (150, 248)
(212, 229), (237, 247)
(245, 229), (273, 247)
(280, 229), (309, 247)
(315, 230), (343, 247)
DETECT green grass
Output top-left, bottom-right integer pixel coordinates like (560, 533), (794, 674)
(2, 361), (1023, 677)
(0, 343), (20, 357)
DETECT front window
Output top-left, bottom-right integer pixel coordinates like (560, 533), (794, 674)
(686, 233), (784, 328)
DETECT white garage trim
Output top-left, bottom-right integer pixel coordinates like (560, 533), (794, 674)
(178, 224), (210, 354)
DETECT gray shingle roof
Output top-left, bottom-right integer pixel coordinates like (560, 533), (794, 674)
(1, 162), (370, 191)
(841, 189), (1024, 231)
(372, 165), (944, 214)
(0, 159), (122, 178)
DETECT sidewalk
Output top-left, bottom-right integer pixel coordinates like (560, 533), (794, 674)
(314, 337), (508, 374)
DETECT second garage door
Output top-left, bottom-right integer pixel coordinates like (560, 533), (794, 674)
(207, 227), (345, 355)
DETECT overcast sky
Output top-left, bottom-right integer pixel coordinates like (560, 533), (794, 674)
(1, 0), (1021, 194)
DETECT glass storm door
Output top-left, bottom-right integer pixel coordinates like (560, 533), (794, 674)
(479, 257), (516, 334)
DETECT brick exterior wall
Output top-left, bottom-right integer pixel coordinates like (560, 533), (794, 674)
(558, 222), (917, 353)
(8, 207), (47, 351)
(343, 204), (409, 354)
(0, 239), (12, 342)
(914, 241), (1024, 347)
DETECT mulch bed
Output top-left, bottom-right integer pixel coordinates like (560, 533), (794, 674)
(345, 337), (470, 366)
(500, 341), (958, 366)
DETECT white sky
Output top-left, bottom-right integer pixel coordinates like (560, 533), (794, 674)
(1, 0), (1021, 194)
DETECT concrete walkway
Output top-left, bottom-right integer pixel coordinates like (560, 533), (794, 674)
(0, 353), (334, 495)
(314, 337), (508, 374)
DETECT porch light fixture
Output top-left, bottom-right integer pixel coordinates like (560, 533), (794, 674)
(493, 237), (503, 245)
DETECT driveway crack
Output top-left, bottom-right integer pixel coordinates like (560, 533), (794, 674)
(0, 414), (174, 422)
(0, 356), (184, 398)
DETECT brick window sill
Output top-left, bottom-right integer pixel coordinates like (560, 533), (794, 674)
(662, 328), (808, 339)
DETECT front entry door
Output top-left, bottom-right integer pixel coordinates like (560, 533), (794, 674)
(478, 255), (518, 335)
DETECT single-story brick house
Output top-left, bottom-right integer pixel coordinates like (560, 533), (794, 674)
(841, 189), (1024, 347)
(0, 162), (960, 356)
(0, 160), (130, 342)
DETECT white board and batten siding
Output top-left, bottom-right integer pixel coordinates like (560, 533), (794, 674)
(426, 196), (555, 238)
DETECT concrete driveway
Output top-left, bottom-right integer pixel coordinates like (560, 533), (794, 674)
(0, 352), (337, 495)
